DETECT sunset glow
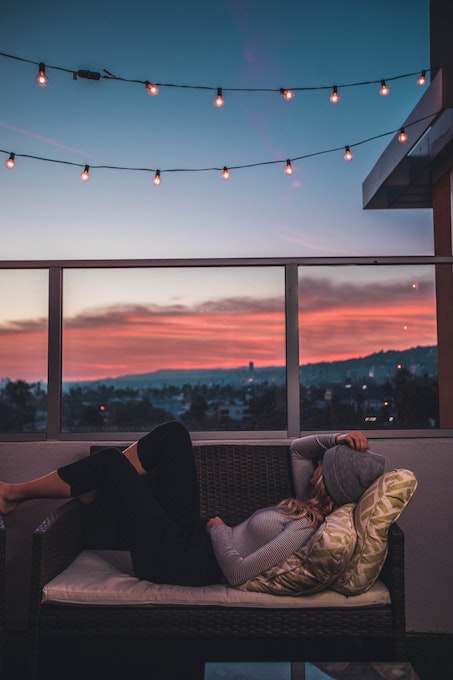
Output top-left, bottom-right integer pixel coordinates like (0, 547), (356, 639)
(0, 272), (437, 384)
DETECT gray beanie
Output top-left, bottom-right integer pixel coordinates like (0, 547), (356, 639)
(322, 444), (385, 505)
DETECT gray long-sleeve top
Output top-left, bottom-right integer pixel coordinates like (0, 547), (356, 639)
(208, 433), (339, 586)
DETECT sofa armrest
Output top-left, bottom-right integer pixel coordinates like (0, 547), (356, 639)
(30, 499), (83, 602)
(27, 499), (83, 674)
(379, 522), (406, 638)
(380, 523), (405, 592)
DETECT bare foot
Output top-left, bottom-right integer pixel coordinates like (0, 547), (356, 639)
(78, 490), (97, 505)
(0, 481), (19, 515)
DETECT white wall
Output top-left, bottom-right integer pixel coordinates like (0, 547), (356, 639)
(1, 437), (452, 633)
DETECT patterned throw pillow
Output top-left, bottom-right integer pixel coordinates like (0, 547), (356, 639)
(332, 468), (417, 596)
(236, 503), (357, 596)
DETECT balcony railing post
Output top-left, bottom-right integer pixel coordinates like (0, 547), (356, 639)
(47, 266), (63, 438)
(285, 264), (300, 437)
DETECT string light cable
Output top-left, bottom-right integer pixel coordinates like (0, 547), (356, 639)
(0, 111), (439, 182)
(0, 51), (433, 100)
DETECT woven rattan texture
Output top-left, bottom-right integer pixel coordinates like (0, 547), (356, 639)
(195, 444), (293, 525)
(39, 603), (395, 638)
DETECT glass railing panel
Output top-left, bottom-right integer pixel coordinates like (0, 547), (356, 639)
(0, 269), (48, 433)
(62, 266), (286, 432)
(298, 264), (438, 430)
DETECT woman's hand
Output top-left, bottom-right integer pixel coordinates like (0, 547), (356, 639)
(336, 431), (369, 452)
(206, 516), (225, 531)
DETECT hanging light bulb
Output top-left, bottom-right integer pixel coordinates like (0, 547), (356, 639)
(330, 86), (340, 104)
(280, 88), (295, 101)
(344, 146), (353, 161)
(5, 153), (15, 169)
(398, 128), (408, 143)
(214, 87), (224, 108)
(379, 80), (390, 96)
(417, 70), (427, 86)
(146, 81), (159, 96)
(284, 159), (293, 175)
(153, 170), (161, 186)
(36, 62), (49, 87)
(80, 165), (90, 181)
(222, 166), (230, 180)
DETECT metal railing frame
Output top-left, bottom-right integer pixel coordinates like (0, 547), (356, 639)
(1, 255), (452, 441)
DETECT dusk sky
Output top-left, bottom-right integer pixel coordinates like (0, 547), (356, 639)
(1, 0), (432, 261)
(0, 266), (437, 382)
(0, 1), (436, 382)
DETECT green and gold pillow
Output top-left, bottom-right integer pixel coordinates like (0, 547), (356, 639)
(332, 468), (417, 596)
(236, 503), (357, 596)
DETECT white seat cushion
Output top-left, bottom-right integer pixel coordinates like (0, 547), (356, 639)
(42, 550), (391, 609)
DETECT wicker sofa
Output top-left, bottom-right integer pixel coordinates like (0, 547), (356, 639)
(28, 443), (408, 677)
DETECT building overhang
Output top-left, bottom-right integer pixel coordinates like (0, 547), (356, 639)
(362, 67), (453, 210)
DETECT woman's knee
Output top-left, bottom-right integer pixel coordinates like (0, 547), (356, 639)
(136, 421), (191, 470)
(156, 420), (189, 437)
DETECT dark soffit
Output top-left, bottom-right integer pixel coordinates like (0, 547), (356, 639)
(362, 68), (453, 210)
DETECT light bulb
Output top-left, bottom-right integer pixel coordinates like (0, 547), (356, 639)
(280, 88), (295, 101)
(284, 160), (293, 175)
(417, 70), (427, 86)
(330, 86), (340, 104)
(5, 153), (15, 169)
(80, 165), (90, 181)
(214, 87), (224, 108)
(379, 80), (390, 96)
(153, 170), (161, 186)
(344, 146), (353, 161)
(36, 62), (49, 87)
(146, 81), (159, 96)
(222, 166), (230, 180)
(398, 128), (408, 143)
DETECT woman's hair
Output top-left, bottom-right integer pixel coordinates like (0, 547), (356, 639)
(277, 462), (335, 528)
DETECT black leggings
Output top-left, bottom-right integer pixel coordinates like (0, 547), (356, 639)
(57, 421), (222, 586)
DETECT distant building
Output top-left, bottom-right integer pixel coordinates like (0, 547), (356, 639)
(217, 401), (251, 422)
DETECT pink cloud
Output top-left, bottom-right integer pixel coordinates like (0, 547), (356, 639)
(0, 277), (437, 383)
(0, 121), (90, 157)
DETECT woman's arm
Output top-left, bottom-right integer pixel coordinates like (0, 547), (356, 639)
(290, 431), (369, 500)
(208, 518), (315, 586)
(290, 433), (339, 500)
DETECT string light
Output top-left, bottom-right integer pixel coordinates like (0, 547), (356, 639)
(344, 146), (353, 161)
(398, 128), (408, 143)
(0, 111), (437, 184)
(222, 166), (230, 180)
(35, 62), (49, 87)
(280, 88), (295, 101)
(0, 51), (432, 100)
(214, 87), (224, 108)
(379, 80), (390, 96)
(330, 86), (340, 104)
(146, 81), (159, 96)
(417, 70), (427, 86)
(152, 170), (161, 186)
(80, 165), (90, 181)
(284, 159), (293, 175)
(5, 153), (15, 169)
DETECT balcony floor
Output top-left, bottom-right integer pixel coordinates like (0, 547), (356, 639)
(3, 631), (453, 679)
